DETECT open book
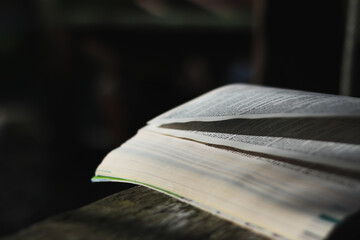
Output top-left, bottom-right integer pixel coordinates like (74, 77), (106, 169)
(93, 84), (360, 240)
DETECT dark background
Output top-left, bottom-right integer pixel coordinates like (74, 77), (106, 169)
(0, 0), (358, 237)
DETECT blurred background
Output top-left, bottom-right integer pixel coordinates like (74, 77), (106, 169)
(0, 0), (359, 237)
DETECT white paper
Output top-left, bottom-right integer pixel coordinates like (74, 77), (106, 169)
(95, 129), (360, 240)
(149, 117), (360, 172)
(149, 84), (360, 125)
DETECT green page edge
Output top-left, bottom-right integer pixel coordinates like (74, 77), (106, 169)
(92, 175), (184, 199)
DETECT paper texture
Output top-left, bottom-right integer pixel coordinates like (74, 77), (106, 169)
(95, 129), (360, 240)
(149, 117), (360, 172)
(94, 84), (360, 240)
(149, 84), (360, 124)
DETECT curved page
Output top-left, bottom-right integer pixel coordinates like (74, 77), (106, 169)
(148, 84), (360, 125)
(94, 129), (360, 240)
(148, 117), (360, 173)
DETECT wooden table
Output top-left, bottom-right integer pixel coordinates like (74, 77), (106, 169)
(2, 186), (267, 240)
(3, 186), (359, 240)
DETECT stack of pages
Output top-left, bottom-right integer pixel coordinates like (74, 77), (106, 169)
(93, 84), (360, 240)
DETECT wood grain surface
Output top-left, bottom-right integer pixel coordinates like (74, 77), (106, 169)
(2, 186), (268, 240)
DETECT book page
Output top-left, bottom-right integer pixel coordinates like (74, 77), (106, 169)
(149, 84), (360, 125)
(94, 129), (360, 240)
(148, 117), (360, 172)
